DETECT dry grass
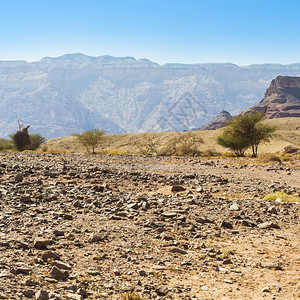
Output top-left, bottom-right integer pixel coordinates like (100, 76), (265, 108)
(44, 118), (300, 155)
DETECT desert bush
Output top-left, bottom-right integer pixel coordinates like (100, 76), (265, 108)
(0, 138), (14, 151)
(259, 153), (282, 164)
(200, 149), (221, 157)
(73, 129), (105, 154)
(27, 134), (46, 150)
(162, 132), (203, 156)
(138, 133), (162, 156)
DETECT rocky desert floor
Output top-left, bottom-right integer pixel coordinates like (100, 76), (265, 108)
(0, 152), (299, 300)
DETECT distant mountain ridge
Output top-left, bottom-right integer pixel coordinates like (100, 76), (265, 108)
(1, 53), (300, 138)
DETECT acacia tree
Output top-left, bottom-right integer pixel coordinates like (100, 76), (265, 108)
(73, 129), (105, 154)
(217, 111), (276, 157)
(217, 127), (250, 157)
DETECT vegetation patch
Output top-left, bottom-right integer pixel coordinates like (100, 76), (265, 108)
(262, 191), (300, 203)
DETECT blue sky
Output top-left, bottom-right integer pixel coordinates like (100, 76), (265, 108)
(0, 0), (300, 65)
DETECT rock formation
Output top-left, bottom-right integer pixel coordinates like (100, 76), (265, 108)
(250, 76), (300, 118)
(200, 110), (233, 130)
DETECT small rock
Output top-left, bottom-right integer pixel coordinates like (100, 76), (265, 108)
(66, 294), (83, 300)
(258, 222), (280, 229)
(24, 279), (38, 286)
(89, 232), (103, 243)
(169, 247), (187, 255)
(52, 260), (72, 270)
(229, 202), (239, 211)
(138, 270), (147, 276)
(113, 268), (121, 276)
(41, 250), (60, 261)
(275, 284), (281, 292)
(34, 238), (50, 249)
(128, 203), (139, 210)
(268, 205), (277, 214)
(160, 232), (174, 241)
(49, 266), (67, 280)
(161, 212), (177, 218)
(20, 195), (31, 203)
(220, 220), (233, 229)
(262, 286), (270, 292)
(35, 290), (49, 300)
(53, 229), (65, 236)
(15, 173), (23, 182)
(155, 285), (169, 296)
(171, 185), (186, 193)
(224, 279), (233, 284)
(23, 290), (35, 298)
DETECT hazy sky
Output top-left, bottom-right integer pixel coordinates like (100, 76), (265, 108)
(1, 0), (300, 65)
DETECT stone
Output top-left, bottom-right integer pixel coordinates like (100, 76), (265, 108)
(138, 270), (147, 276)
(23, 290), (35, 298)
(171, 185), (186, 193)
(53, 229), (65, 236)
(35, 290), (49, 300)
(15, 173), (23, 182)
(169, 247), (187, 255)
(41, 250), (60, 261)
(127, 203), (139, 210)
(34, 238), (50, 249)
(262, 286), (271, 292)
(52, 260), (72, 270)
(24, 279), (38, 286)
(49, 266), (67, 280)
(220, 220), (233, 229)
(155, 285), (169, 296)
(229, 202), (239, 211)
(66, 294), (83, 300)
(258, 222), (280, 229)
(268, 205), (277, 214)
(20, 195), (31, 203)
(89, 232), (103, 243)
(161, 212), (177, 218)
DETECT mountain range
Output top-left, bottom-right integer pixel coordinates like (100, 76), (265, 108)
(1, 53), (300, 139)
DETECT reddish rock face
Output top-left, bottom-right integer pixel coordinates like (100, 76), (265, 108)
(251, 76), (300, 118)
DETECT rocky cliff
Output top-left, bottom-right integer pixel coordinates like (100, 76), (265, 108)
(250, 76), (300, 118)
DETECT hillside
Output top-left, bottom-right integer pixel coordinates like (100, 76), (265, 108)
(1, 54), (300, 139)
(44, 118), (300, 155)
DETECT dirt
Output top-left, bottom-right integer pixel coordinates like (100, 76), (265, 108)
(0, 152), (299, 299)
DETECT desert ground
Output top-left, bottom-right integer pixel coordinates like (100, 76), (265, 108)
(0, 151), (299, 299)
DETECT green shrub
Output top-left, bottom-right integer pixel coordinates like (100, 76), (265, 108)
(27, 134), (46, 150)
(0, 138), (14, 150)
(262, 191), (299, 203)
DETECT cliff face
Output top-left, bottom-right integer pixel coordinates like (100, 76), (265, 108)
(251, 76), (300, 118)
